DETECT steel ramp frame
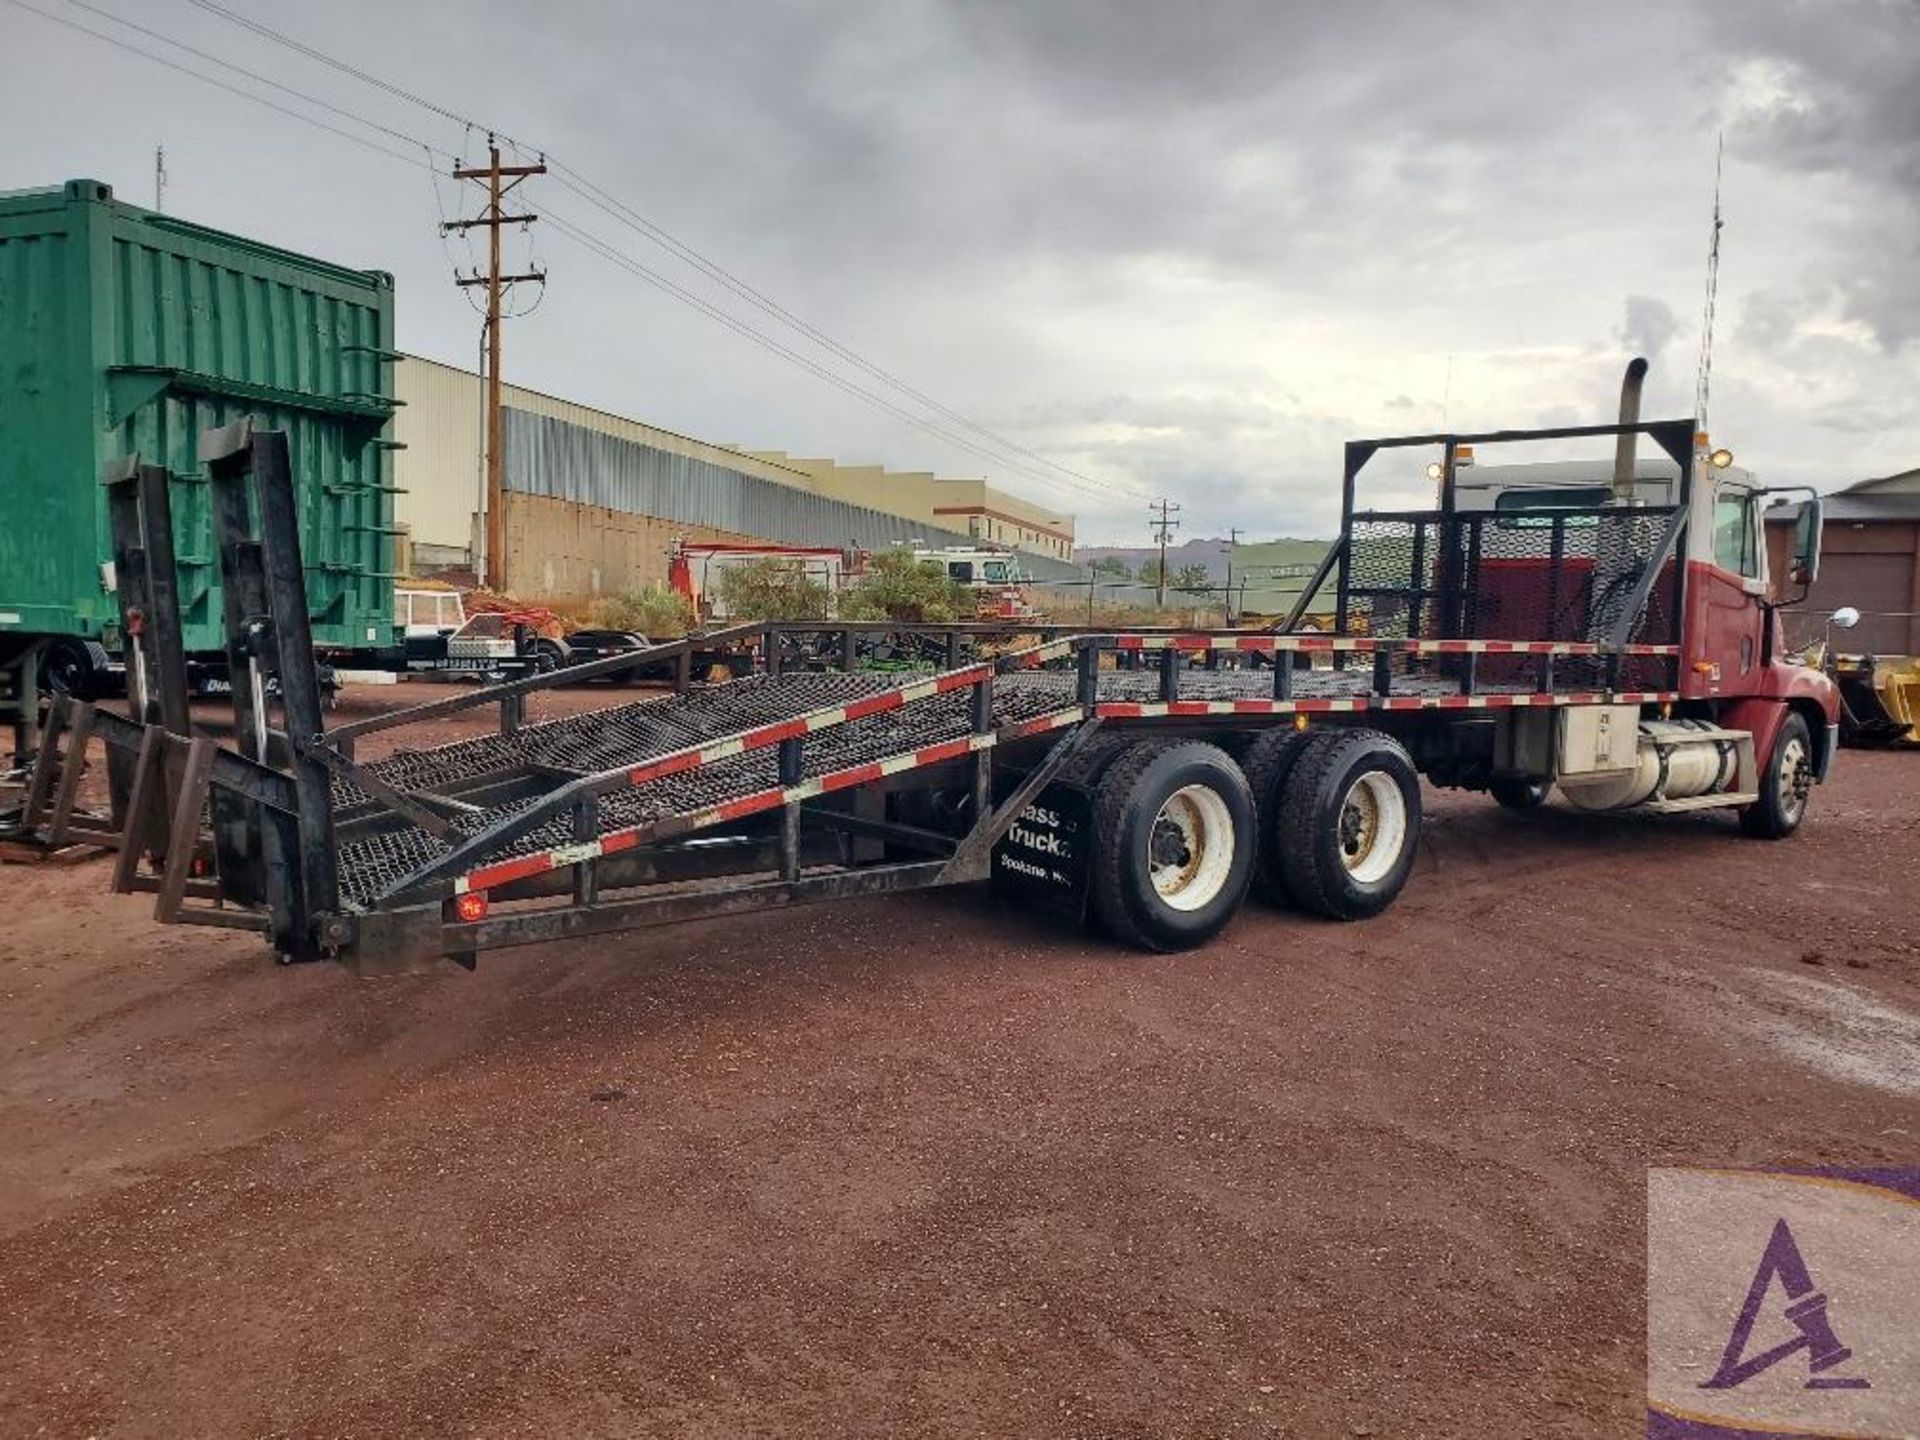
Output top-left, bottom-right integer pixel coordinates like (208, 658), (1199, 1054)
(82, 618), (1688, 971)
(40, 421), (1696, 972)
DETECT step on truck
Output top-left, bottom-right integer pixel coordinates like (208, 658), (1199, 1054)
(18, 363), (1845, 971)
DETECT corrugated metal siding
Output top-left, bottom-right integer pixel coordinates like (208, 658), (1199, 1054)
(504, 409), (1086, 582)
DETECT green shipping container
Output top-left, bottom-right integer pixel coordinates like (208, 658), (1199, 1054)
(0, 178), (398, 667)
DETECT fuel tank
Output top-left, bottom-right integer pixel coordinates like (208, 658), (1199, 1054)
(1558, 719), (1741, 811)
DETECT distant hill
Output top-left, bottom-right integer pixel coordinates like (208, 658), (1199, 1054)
(1075, 535), (1329, 584)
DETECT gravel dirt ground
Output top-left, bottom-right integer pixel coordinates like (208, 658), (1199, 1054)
(1, 684), (1917, 1438)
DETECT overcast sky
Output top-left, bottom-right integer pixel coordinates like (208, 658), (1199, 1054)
(6, 0), (1917, 544)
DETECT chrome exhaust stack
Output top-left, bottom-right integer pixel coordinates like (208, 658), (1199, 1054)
(1612, 356), (1649, 503)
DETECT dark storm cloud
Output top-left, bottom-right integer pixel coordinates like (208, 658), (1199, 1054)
(1708, 0), (1920, 348)
(4, 0), (1914, 541)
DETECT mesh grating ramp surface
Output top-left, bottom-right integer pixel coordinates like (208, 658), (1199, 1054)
(333, 671), (1076, 906)
(328, 660), (1613, 907)
(333, 674), (903, 809)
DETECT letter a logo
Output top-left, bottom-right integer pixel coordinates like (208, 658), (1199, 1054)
(1701, 1218), (1870, 1392)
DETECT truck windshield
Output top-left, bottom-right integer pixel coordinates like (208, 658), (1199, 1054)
(1493, 486), (1612, 527)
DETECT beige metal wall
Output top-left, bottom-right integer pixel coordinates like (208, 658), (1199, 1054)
(743, 451), (1077, 560)
(392, 353), (485, 552)
(503, 491), (755, 601)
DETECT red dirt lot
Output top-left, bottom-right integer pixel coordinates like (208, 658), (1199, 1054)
(2, 686), (1917, 1438)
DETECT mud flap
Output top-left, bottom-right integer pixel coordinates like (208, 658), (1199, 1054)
(989, 783), (1092, 926)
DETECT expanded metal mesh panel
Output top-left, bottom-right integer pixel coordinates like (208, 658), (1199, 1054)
(333, 674), (903, 809)
(1345, 507), (1681, 650)
(333, 671), (1079, 906)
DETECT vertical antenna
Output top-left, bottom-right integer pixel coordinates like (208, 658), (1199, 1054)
(1694, 134), (1725, 430)
(154, 145), (166, 212)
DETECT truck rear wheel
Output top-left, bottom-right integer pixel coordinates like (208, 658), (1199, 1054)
(1242, 727), (1317, 906)
(1276, 728), (1422, 921)
(40, 637), (107, 701)
(1090, 740), (1255, 952)
(1740, 711), (1812, 840)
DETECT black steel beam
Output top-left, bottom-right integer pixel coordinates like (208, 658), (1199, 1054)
(444, 861), (953, 954)
(1350, 417), (1695, 451)
(247, 429), (341, 926)
(802, 807), (958, 855)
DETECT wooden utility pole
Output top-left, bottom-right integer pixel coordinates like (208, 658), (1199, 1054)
(1225, 527), (1244, 624)
(448, 137), (545, 591)
(1149, 499), (1181, 607)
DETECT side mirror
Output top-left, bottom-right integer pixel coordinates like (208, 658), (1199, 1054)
(1792, 496), (1823, 585)
(1831, 606), (1861, 631)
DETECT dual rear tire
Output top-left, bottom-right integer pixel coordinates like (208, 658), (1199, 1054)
(1246, 727), (1422, 921)
(1084, 727), (1423, 952)
(1089, 741), (1256, 953)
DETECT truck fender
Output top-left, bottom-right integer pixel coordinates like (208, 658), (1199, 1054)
(1718, 695), (1835, 784)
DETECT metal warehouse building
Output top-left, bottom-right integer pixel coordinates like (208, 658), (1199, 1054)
(391, 355), (1082, 597)
(1767, 467), (1920, 655)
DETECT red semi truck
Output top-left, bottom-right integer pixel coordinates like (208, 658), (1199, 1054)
(23, 373), (1846, 969)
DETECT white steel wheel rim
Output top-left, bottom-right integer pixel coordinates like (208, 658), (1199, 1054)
(1338, 772), (1408, 885)
(1778, 735), (1810, 821)
(1148, 784), (1236, 912)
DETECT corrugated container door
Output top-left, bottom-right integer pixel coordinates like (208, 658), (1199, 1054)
(0, 178), (397, 657)
(94, 193), (398, 652)
(0, 185), (100, 638)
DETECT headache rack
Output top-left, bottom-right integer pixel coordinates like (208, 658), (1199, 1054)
(1285, 416), (1697, 659)
(16, 420), (1689, 972)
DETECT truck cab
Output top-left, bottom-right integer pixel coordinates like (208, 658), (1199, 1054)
(1437, 428), (1844, 816)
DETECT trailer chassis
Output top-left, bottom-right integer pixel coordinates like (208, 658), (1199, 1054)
(20, 415), (1715, 972)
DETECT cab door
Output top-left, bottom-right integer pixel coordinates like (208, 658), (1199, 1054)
(1696, 480), (1769, 697)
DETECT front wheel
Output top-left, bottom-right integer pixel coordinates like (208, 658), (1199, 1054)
(1740, 712), (1813, 839)
(1090, 740), (1256, 952)
(1275, 728), (1422, 920)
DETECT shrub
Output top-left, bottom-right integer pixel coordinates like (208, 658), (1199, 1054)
(588, 586), (696, 638)
(712, 558), (832, 621)
(839, 551), (974, 623)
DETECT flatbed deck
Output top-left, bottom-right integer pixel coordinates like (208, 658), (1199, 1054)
(326, 637), (1680, 910)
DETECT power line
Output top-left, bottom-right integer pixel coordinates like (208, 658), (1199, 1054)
(544, 165), (1135, 498)
(6, 0), (439, 172)
(30, 0), (1143, 506)
(541, 209), (1128, 502)
(50, 0), (459, 165)
(176, 0), (487, 137)
(161, 0), (1141, 502)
